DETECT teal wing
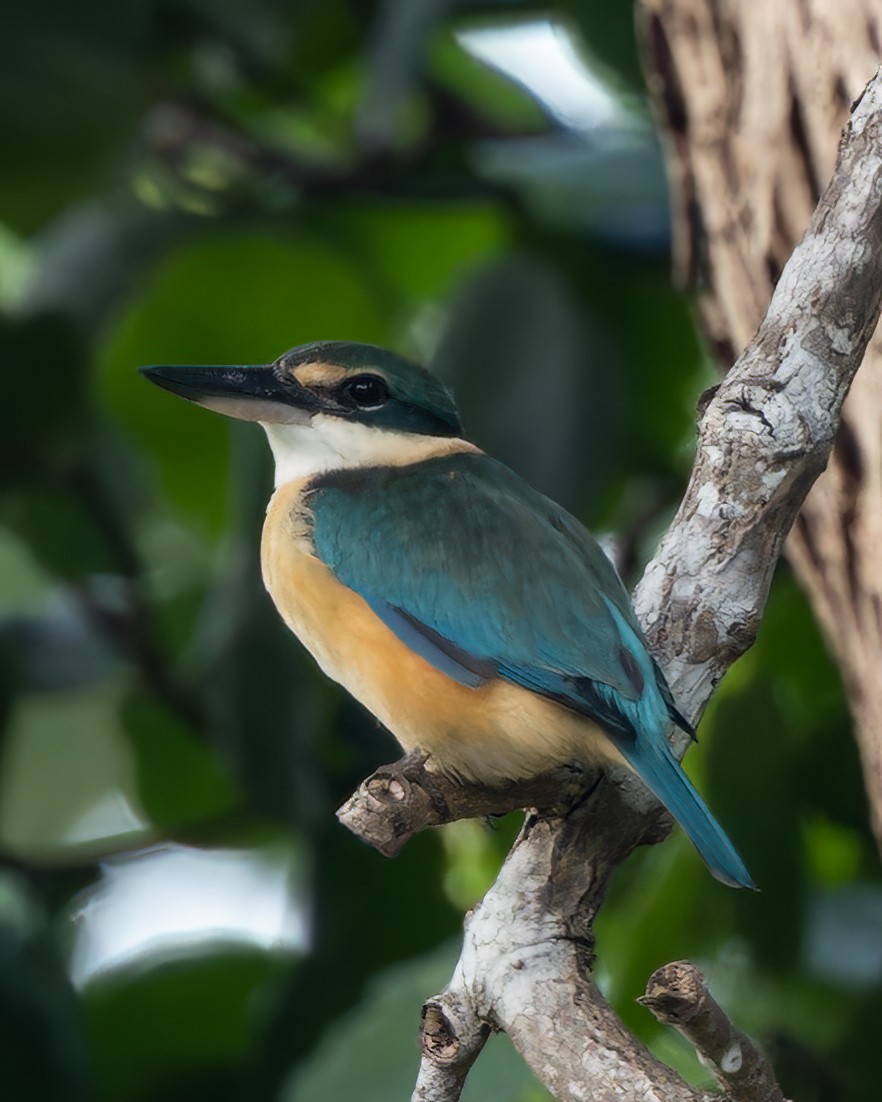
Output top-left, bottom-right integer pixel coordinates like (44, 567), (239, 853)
(305, 453), (687, 741)
(305, 452), (754, 890)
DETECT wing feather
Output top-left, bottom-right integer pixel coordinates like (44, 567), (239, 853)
(306, 453), (680, 738)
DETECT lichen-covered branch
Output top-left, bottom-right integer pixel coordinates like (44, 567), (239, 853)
(641, 961), (789, 1102)
(338, 69), (882, 1102)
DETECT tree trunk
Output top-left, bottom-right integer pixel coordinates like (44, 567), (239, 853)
(639, 0), (882, 847)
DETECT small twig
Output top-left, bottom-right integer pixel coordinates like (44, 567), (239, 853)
(336, 752), (609, 857)
(413, 991), (490, 1102)
(640, 961), (789, 1102)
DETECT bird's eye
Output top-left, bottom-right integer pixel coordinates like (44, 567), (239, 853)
(341, 374), (390, 409)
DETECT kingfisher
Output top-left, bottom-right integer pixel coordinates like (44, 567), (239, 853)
(141, 340), (753, 889)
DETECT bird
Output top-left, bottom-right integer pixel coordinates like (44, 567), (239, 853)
(141, 340), (754, 889)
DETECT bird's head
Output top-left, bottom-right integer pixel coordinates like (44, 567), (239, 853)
(140, 341), (465, 483)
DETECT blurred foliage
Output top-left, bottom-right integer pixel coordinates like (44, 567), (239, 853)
(1, 1), (880, 1100)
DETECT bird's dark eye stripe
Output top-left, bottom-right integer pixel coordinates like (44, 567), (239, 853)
(340, 374), (390, 408)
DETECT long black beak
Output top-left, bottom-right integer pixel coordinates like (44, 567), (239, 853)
(139, 363), (312, 423)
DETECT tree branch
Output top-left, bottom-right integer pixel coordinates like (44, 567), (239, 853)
(413, 992), (489, 1102)
(336, 69), (882, 1102)
(414, 797), (715, 1102)
(336, 751), (602, 857)
(640, 961), (789, 1102)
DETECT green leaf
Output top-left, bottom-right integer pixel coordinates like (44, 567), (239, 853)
(0, 681), (147, 861)
(434, 254), (621, 512)
(0, 526), (53, 615)
(1, 486), (117, 581)
(85, 946), (288, 1102)
(122, 691), (240, 830)
(431, 32), (550, 133)
(329, 201), (508, 306)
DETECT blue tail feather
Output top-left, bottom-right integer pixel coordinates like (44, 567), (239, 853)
(615, 739), (756, 889)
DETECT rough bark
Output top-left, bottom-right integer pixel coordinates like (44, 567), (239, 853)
(337, 74), (882, 1102)
(640, 962), (786, 1102)
(337, 752), (592, 857)
(639, 0), (882, 848)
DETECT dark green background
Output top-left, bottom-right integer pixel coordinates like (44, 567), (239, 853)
(1, 2), (879, 1099)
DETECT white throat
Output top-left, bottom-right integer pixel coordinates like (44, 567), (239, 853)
(260, 414), (476, 487)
